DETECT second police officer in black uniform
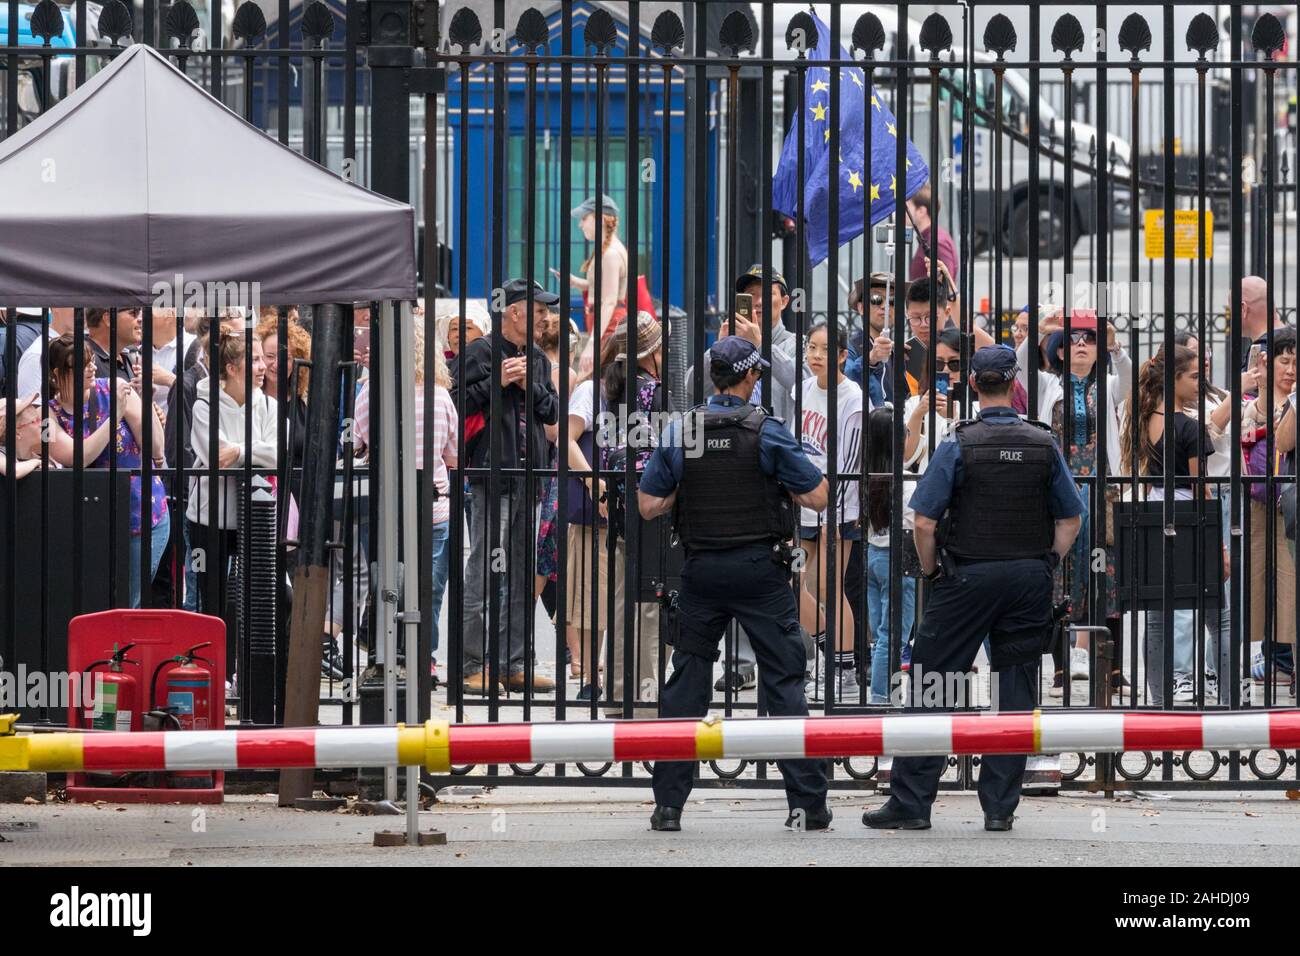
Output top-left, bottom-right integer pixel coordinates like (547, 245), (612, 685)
(638, 337), (832, 833)
(864, 345), (1084, 833)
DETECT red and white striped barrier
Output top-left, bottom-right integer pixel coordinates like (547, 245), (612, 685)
(4, 711), (1300, 774)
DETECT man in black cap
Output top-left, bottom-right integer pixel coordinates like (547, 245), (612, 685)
(638, 336), (832, 832)
(863, 345), (1083, 833)
(684, 265), (798, 425)
(452, 278), (560, 697)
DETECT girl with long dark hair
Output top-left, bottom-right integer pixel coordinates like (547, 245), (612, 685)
(1121, 346), (1220, 705)
(862, 404), (916, 703)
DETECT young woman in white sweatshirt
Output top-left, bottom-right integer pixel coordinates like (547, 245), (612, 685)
(186, 330), (277, 653)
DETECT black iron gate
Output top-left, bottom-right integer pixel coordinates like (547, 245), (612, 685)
(4, 2), (1300, 796)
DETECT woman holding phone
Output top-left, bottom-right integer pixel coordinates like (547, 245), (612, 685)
(1015, 308), (1131, 697)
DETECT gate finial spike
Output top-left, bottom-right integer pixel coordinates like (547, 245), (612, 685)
(1117, 13), (1151, 60)
(1185, 12), (1219, 58)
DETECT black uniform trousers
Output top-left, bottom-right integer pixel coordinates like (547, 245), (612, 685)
(888, 556), (1052, 820)
(652, 543), (830, 812)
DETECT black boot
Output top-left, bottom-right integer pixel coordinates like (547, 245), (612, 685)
(650, 805), (682, 832)
(786, 804), (833, 830)
(862, 801), (931, 830)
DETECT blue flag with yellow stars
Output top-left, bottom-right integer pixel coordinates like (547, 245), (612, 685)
(771, 10), (929, 267)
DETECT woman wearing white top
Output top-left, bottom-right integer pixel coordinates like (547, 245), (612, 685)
(793, 321), (864, 698)
(187, 331), (277, 659)
(563, 364), (608, 700)
(1014, 310), (1131, 474)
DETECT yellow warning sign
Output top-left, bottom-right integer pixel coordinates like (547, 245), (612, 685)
(1144, 209), (1214, 259)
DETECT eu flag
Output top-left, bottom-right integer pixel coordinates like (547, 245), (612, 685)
(771, 11), (929, 267)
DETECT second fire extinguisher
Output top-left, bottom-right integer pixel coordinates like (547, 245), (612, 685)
(83, 643), (141, 733)
(152, 642), (215, 732)
(152, 642), (216, 789)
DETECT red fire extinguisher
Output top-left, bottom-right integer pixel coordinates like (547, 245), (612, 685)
(83, 643), (141, 733)
(152, 642), (215, 789)
(152, 642), (214, 731)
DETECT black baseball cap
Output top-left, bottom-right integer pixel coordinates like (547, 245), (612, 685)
(502, 278), (560, 307)
(735, 264), (789, 296)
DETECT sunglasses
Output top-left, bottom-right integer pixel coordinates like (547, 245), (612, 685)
(938, 358), (962, 372)
(1069, 330), (1097, 345)
(869, 293), (890, 306)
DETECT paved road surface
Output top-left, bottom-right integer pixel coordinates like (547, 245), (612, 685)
(3, 788), (1298, 866)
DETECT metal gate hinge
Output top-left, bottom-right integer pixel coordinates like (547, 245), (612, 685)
(404, 67), (446, 95)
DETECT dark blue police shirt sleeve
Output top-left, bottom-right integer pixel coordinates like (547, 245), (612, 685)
(1047, 445), (1086, 519)
(759, 419), (823, 494)
(639, 422), (683, 497)
(908, 439), (961, 519)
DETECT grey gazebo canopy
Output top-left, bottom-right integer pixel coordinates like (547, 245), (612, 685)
(0, 42), (416, 308)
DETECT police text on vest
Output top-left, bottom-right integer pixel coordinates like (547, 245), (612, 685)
(999, 450), (1024, 461)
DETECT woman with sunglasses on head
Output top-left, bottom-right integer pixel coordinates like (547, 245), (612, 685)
(46, 332), (168, 609)
(1014, 308), (1132, 698)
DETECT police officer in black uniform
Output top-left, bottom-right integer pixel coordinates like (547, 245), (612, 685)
(638, 337), (832, 832)
(863, 345), (1084, 832)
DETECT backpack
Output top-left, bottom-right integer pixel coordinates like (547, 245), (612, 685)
(603, 374), (664, 540)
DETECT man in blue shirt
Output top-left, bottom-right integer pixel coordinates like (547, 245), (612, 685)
(638, 336), (831, 832)
(864, 345), (1083, 834)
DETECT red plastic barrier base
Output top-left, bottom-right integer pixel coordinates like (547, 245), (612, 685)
(66, 609), (227, 805)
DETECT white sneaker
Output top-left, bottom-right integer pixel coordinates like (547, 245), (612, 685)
(1172, 676), (1195, 703)
(836, 667), (861, 701)
(1069, 647), (1089, 680)
(1048, 672), (1065, 698)
(1204, 674), (1219, 702)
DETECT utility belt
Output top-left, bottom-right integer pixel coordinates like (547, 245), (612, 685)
(682, 539), (794, 570)
(665, 540), (795, 662)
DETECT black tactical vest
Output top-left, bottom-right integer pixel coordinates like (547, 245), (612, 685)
(942, 415), (1057, 560)
(674, 402), (797, 550)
